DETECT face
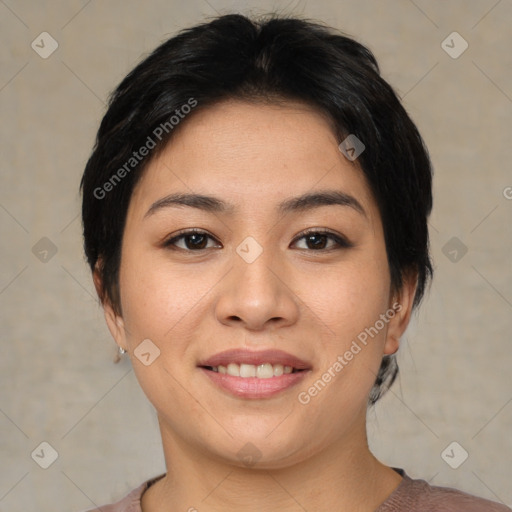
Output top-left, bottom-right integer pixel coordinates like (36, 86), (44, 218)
(100, 99), (415, 469)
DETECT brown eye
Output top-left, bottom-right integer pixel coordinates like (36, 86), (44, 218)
(164, 230), (220, 251)
(305, 233), (329, 250)
(292, 229), (352, 251)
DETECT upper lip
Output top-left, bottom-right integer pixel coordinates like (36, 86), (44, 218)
(198, 349), (311, 370)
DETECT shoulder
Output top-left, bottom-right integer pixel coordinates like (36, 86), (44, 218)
(78, 474), (166, 512)
(378, 469), (511, 512)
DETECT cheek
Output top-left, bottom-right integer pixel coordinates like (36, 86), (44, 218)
(119, 249), (194, 336)
(310, 255), (391, 340)
(117, 252), (199, 402)
(305, 252), (392, 406)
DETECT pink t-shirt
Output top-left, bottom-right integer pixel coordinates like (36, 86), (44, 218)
(81, 468), (511, 511)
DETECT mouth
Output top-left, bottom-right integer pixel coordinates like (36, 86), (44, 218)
(197, 349), (311, 399)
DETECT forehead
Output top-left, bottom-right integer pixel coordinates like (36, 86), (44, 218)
(129, 99), (378, 224)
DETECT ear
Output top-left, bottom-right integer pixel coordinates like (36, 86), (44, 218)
(93, 262), (128, 351)
(383, 270), (418, 356)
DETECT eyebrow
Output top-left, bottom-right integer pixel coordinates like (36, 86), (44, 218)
(144, 189), (367, 218)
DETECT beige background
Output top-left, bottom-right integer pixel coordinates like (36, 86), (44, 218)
(1, 0), (511, 510)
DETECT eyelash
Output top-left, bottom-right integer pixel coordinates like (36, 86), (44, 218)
(162, 228), (353, 252)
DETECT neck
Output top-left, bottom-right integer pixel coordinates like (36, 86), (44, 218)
(142, 413), (402, 512)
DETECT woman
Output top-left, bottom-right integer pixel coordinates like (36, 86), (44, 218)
(80, 13), (511, 512)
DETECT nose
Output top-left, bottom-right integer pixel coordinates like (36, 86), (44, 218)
(214, 242), (300, 332)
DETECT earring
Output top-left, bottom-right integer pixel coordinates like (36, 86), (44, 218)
(119, 346), (127, 354)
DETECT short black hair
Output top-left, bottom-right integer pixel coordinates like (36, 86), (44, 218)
(81, 13), (433, 405)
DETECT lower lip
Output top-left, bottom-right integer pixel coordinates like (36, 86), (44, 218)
(199, 367), (309, 399)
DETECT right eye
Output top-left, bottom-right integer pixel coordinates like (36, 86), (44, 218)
(163, 229), (221, 251)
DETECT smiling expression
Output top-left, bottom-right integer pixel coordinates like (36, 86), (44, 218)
(101, 98), (415, 468)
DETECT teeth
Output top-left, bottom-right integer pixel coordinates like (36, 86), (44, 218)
(227, 363), (239, 377)
(213, 363), (300, 378)
(256, 363), (274, 379)
(240, 363), (256, 378)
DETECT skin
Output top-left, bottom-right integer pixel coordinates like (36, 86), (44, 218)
(95, 99), (417, 511)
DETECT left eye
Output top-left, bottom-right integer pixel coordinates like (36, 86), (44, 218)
(292, 230), (352, 251)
